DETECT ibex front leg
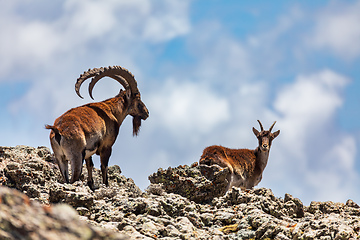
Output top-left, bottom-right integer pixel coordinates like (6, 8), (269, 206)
(99, 147), (112, 186)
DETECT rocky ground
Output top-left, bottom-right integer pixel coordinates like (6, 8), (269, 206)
(0, 145), (359, 239)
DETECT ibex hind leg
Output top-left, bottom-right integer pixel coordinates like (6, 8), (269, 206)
(99, 147), (112, 186)
(50, 138), (70, 183)
(54, 153), (70, 183)
(85, 157), (95, 191)
(69, 153), (84, 184)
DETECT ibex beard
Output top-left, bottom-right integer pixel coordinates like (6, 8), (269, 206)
(133, 116), (142, 136)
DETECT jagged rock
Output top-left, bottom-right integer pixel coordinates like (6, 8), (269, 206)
(148, 162), (230, 203)
(148, 163), (360, 239)
(1, 145), (360, 239)
(0, 146), (62, 202)
(0, 186), (128, 240)
(0, 145), (141, 205)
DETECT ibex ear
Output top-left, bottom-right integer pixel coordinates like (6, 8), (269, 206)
(272, 130), (280, 139)
(253, 127), (260, 137)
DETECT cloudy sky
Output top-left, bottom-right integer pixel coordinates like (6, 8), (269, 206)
(1, 0), (359, 205)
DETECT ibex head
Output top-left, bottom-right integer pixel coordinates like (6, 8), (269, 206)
(252, 120), (280, 151)
(75, 66), (149, 136)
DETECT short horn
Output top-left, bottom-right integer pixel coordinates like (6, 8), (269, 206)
(269, 121), (277, 132)
(257, 120), (264, 131)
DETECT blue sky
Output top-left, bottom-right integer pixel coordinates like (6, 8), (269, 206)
(1, 0), (359, 205)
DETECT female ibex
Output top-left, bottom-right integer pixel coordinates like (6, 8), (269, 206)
(46, 66), (149, 190)
(199, 120), (280, 192)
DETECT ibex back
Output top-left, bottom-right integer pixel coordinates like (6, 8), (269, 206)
(200, 120), (279, 191)
(46, 66), (149, 190)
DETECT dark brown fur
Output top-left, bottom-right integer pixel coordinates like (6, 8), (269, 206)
(133, 116), (142, 136)
(46, 66), (149, 190)
(200, 146), (256, 175)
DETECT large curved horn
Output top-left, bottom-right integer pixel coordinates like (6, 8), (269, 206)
(87, 67), (129, 100)
(75, 68), (100, 99)
(269, 121), (277, 132)
(257, 120), (264, 131)
(111, 66), (139, 97)
(75, 66), (138, 100)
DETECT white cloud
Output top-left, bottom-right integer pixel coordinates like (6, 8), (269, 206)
(0, 13), (60, 74)
(309, 1), (360, 59)
(64, 0), (116, 33)
(64, 0), (190, 43)
(189, 23), (253, 83)
(148, 79), (230, 136)
(274, 70), (348, 153)
(266, 69), (358, 204)
(328, 136), (357, 174)
(141, 1), (190, 42)
(0, 0), (192, 122)
(275, 69), (347, 124)
(0, 0), (191, 77)
(16, 22), (62, 62)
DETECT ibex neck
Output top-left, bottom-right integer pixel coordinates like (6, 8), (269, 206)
(103, 95), (128, 126)
(255, 147), (270, 171)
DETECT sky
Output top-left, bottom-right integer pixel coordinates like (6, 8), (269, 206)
(0, 0), (359, 205)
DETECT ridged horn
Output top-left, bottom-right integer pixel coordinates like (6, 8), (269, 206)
(269, 121), (277, 132)
(257, 120), (264, 131)
(75, 66), (138, 100)
(111, 66), (139, 97)
(75, 68), (100, 99)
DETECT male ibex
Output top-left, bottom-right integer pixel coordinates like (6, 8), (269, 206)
(199, 120), (279, 192)
(46, 66), (149, 190)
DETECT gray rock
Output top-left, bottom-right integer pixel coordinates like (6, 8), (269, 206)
(0, 185), (128, 240)
(148, 162), (230, 203)
(1, 145), (360, 239)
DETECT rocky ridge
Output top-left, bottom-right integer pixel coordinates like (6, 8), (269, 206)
(0, 145), (359, 239)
